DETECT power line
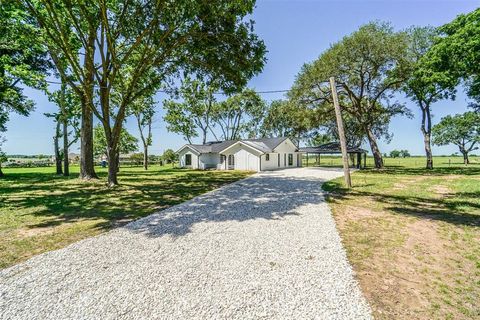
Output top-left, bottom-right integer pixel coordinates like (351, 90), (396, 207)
(44, 80), (289, 95)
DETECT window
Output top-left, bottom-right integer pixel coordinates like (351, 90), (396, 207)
(185, 154), (192, 166)
(228, 154), (235, 166)
(288, 154), (293, 166)
(266, 153), (270, 161)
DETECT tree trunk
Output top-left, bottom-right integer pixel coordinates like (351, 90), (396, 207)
(421, 105), (433, 169)
(107, 146), (119, 187)
(0, 164), (4, 178)
(143, 146), (148, 170)
(63, 119), (70, 176)
(79, 28), (97, 180)
(366, 127), (383, 169)
(54, 122), (63, 175)
(79, 99), (97, 179)
(423, 132), (433, 169)
(463, 151), (469, 165)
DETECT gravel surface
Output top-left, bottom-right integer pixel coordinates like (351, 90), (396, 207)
(0, 167), (371, 320)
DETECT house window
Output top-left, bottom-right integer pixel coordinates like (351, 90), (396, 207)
(266, 153), (270, 161)
(288, 154), (293, 166)
(228, 154), (235, 166)
(185, 154), (192, 166)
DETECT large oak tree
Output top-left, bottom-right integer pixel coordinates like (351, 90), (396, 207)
(289, 22), (411, 168)
(23, 0), (266, 186)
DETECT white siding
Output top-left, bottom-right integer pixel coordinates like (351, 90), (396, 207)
(223, 143), (261, 171)
(260, 139), (302, 171)
(178, 147), (199, 169)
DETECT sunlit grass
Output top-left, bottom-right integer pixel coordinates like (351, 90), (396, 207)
(323, 158), (480, 319)
(0, 165), (252, 269)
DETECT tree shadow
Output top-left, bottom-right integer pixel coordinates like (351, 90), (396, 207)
(326, 187), (480, 227)
(1, 169), (254, 232)
(124, 173), (331, 238)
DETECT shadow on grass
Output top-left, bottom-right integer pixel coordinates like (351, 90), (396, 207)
(324, 180), (480, 227)
(0, 168), (254, 232)
(2, 168), (332, 238)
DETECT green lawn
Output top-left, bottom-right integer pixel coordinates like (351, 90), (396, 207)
(323, 157), (480, 320)
(0, 165), (252, 269)
(304, 154), (480, 168)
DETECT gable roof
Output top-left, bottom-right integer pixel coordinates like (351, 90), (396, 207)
(178, 137), (293, 155)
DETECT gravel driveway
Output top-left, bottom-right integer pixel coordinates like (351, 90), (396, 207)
(0, 167), (371, 320)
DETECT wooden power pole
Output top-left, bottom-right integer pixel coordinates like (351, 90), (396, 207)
(329, 77), (352, 188)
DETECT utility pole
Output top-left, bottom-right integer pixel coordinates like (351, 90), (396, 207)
(329, 77), (352, 188)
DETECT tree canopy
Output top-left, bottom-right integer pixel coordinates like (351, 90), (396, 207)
(432, 111), (480, 164)
(23, 0), (266, 185)
(289, 22), (411, 168)
(426, 8), (480, 103)
(0, 0), (49, 133)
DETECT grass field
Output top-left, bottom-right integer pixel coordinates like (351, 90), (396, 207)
(323, 156), (480, 319)
(0, 165), (251, 269)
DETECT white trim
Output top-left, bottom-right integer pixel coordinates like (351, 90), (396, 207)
(176, 144), (201, 155)
(218, 141), (265, 155)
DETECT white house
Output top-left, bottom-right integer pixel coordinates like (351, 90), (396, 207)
(177, 137), (302, 172)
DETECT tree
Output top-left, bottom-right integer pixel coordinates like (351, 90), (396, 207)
(46, 83), (81, 176)
(130, 96), (155, 170)
(212, 89), (265, 140)
(161, 149), (178, 164)
(93, 125), (138, 166)
(23, 0), (266, 186)
(0, 0), (49, 146)
(432, 112), (480, 164)
(260, 100), (313, 144)
(164, 78), (218, 144)
(389, 150), (401, 158)
(403, 26), (457, 169)
(289, 22), (412, 168)
(426, 9), (480, 103)
(399, 149), (411, 158)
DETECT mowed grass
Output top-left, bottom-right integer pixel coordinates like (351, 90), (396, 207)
(323, 156), (480, 320)
(0, 165), (252, 269)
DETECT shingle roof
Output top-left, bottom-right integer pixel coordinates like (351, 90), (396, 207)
(183, 137), (291, 154)
(299, 142), (367, 154)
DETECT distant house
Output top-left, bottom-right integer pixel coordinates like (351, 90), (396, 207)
(177, 137), (302, 172)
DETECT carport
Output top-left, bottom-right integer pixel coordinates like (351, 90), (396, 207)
(299, 142), (368, 169)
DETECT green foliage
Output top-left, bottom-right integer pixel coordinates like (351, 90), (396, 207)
(93, 125), (138, 157)
(260, 100), (312, 142)
(432, 112), (480, 151)
(390, 150), (401, 158)
(399, 150), (411, 158)
(23, 0), (266, 184)
(426, 8), (480, 102)
(130, 95), (155, 148)
(0, 0), (49, 132)
(289, 21), (412, 167)
(164, 78), (218, 144)
(161, 149), (178, 163)
(212, 89), (265, 140)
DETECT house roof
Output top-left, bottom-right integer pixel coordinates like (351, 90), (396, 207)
(299, 142), (367, 154)
(180, 137), (292, 155)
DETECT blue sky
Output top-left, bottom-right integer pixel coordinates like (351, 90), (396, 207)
(4, 0), (479, 156)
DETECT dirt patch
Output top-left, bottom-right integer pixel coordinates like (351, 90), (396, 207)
(431, 185), (451, 196)
(17, 226), (56, 238)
